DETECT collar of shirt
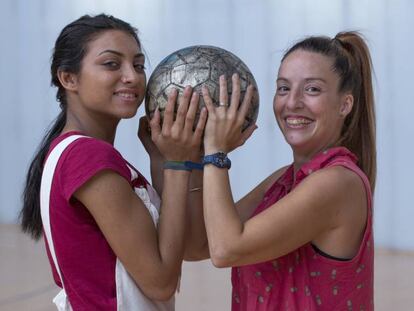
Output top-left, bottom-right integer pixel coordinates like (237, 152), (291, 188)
(276, 147), (358, 191)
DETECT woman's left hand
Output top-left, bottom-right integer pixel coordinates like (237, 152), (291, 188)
(138, 116), (163, 161)
(202, 73), (258, 155)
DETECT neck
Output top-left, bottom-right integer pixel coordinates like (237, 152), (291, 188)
(292, 141), (339, 174)
(62, 110), (119, 144)
(292, 151), (317, 174)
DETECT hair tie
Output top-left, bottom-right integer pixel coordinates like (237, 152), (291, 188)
(333, 37), (346, 49)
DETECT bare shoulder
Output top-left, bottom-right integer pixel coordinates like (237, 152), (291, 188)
(300, 165), (368, 259)
(300, 165), (365, 199)
(297, 165), (367, 230)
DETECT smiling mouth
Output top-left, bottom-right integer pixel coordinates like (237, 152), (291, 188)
(285, 117), (313, 128)
(114, 92), (138, 99)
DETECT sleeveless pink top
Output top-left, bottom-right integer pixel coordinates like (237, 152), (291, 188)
(231, 147), (374, 311)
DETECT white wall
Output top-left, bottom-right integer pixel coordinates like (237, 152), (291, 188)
(1, 0), (413, 250)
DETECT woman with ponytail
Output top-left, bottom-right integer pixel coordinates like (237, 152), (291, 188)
(20, 14), (206, 310)
(193, 31), (376, 310)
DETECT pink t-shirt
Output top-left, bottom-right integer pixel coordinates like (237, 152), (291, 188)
(231, 147), (374, 311)
(44, 132), (149, 310)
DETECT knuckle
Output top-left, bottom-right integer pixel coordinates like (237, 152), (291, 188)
(171, 131), (180, 141)
(186, 115), (195, 123)
(177, 109), (186, 118)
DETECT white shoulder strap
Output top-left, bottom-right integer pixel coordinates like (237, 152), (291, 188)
(40, 135), (87, 286)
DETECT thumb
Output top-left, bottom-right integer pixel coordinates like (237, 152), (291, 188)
(149, 107), (162, 140)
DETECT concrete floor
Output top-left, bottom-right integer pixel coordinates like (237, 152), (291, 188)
(1, 224), (413, 310)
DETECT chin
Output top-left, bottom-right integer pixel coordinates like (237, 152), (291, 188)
(123, 111), (138, 119)
(116, 107), (139, 119)
(284, 134), (309, 147)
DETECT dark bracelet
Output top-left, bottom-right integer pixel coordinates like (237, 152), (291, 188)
(184, 161), (204, 171)
(163, 161), (192, 171)
(163, 160), (204, 171)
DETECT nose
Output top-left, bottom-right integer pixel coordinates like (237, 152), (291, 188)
(121, 64), (142, 85)
(286, 87), (304, 110)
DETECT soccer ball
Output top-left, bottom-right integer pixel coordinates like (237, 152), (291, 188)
(145, 45), (259, 130)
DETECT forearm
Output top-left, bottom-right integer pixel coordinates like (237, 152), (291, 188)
(150, 155), (164, 195)
(184, 169), (209, 260)
(157, 169), (190, 279)
(203, 166), (244, 266)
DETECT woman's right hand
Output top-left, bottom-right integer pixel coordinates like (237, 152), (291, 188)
(149, 86), (207, 162)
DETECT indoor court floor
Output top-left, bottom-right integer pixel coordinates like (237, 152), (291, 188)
(1, 224), (412, 311)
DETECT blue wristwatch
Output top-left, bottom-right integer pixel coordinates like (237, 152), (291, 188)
(202, 152), (231, 169)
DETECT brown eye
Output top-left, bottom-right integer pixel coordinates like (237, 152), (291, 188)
(305, 86), (321, 94)
(134, 63), (146, 71)
(277, 86), (289, 95)
(103, 61), (120, 69)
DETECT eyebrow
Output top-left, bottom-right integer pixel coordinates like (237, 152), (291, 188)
(98, 49), (145, 59)
(276, 77), (327, 83)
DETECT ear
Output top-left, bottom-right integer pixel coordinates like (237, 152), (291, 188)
(57, 69), (78, 92)
(339, 93), (354, 118)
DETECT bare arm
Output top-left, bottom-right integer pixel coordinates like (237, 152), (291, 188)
(203, 165), (367, 268)
(183, 168), (209, 261)
(183, 74), (264, 261)
(139, 96), (210, 262)
(138, 117), (164, 195)
(77, 86), (207, 301)
(183, 163), (289, 262)
(75, 168), (189, 300)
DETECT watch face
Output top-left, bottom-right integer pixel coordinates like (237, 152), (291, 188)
(203, 152), (231, 169)
(216, 152), (226, 164)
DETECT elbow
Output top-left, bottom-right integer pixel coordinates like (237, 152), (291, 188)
(210, 244), (237, 268)
(138, 277), (178, 301)
(149, 286), (176, 302)
(184, 241), (210, 261)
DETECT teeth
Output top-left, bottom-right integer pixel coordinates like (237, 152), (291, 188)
(117, 92), (136, 99)
(286, 118), (312, 126)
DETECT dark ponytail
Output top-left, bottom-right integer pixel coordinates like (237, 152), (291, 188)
(281, 31), (376, 191)
(20, 14), (141, 240)
(21, 111), (66, 239)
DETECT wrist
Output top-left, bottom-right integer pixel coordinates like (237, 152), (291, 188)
(204, 146), (226, 155)
(150, 154), (164, 163)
